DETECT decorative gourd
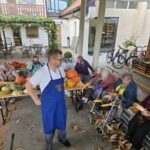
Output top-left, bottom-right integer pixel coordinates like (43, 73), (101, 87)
(15, 77), (26, 85)
(64, 82), (67, 88)
(66, 70), (78, 79)
(66, 79), (76, 88)
(1, 86), (11, 93)
(12, 90), (23, 96)
(72, 76), (80, 83)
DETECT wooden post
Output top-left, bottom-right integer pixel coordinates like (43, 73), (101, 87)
(92, 0), (106, 70)
(146, 38), (150, 59)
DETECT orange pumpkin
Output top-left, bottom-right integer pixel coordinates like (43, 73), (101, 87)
(66, 79), (76, 88)
(66, 70), (78, 79)
(72, 76), (80, 83)
(15, 77), (26, 85)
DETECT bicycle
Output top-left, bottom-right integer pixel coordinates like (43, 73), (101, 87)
(106, 45), (129, 69)
(126, 46), (147, 67)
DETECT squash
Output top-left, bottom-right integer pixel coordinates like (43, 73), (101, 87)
(0, 90), (12, 96)
(1, 86), (11, 93)
(9, 82), (25, 91)
(64, 81), (67, 89)
(66, 79), (76, 88)
(15, 77), (26, 85)
(66, 70), (78, 79)
(72, 76), (80, 83)
(12, 90), (23, 96)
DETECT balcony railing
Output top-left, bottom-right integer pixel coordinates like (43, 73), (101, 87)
(0, 3), (46, 18)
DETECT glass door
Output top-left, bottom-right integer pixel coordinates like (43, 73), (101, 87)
(88, 17), (118, 54)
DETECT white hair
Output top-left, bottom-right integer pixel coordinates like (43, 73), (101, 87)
(101, 68), (109, 81)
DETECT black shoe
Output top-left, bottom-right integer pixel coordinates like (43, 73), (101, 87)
(59, 140), (71, 147)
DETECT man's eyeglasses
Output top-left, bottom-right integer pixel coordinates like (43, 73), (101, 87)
(55, 58), (63, 62)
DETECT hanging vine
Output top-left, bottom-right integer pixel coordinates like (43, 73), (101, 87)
(0, 15), (57, 51)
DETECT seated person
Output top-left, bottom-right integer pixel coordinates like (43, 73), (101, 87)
(29, 55), (45, 76)
(0, 63), (18, 81)
(127, 94), (150, 150)
(62, 57), (75, 72)
(104, 73), (137, 109)
(89, 68), (116, 94)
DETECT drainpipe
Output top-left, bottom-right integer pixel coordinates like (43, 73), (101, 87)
(92, 0), (106, 70)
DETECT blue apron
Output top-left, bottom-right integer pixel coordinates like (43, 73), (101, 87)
(41, 65), (67, 134)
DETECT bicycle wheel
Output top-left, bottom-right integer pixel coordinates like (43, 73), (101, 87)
(126, 56), (137, 67)
(106, 51), (113, 63)
(112, 55), (125, 69)
(118, 54), (126, 64)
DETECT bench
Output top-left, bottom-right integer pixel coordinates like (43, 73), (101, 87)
(120, 108), (150, 150)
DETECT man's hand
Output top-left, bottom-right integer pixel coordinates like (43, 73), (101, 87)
(33, 98), (41, 106)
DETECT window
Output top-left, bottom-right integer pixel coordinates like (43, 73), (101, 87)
(106, 0), (115, 8)
(88, 17), (118, 54)
(48, 0), (67, 13)
(26, 26), (39, 38)
(116, 1), (128, 9)
(147, 2), (150, 9)
(18, 0), (36, 5)
(128, 1), (137, 9)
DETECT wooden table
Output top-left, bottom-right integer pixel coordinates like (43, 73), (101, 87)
(65, 86), (93, 112)
(0, 90), (40, 125)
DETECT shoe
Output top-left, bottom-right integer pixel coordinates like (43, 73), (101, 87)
(59, 139), (71, 147)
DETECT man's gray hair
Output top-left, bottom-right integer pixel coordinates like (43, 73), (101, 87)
(121, 73), (133, 80)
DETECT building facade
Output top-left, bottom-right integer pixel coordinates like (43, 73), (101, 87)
(60, 0), (150, 59)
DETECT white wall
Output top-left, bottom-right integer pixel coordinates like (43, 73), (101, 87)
(20, 26), (48, 46)
(61, 18), (80, 49)
(105, 9), (137, 49)
(137, 10), (150, 46)
(3, 27), (15, 46)
(0, 26), (48, 46)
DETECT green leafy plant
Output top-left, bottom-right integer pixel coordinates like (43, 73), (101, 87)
(64, 51), (72, 58)
(122, 36), (136, 48)
(0, 15), (57, 51)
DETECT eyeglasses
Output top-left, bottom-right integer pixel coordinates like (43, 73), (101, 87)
(55, 58), (63, 62)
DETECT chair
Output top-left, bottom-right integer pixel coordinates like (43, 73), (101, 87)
(32, 44), (43, 55)
(20, 46), (31, 58)
(0, 45), (13, 59)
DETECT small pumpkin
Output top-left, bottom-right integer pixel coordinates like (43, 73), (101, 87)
(72, 76), (80, 83)
(15, 77), (26, 85)
(66, 79), (76, 88)
(66, 70), (78, 79)
(64, 81), (67, 88)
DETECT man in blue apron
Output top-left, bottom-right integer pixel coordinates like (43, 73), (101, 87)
(26, 49), (71, 150)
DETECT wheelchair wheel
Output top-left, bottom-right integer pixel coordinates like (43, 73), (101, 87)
(96, 127), (103, 134)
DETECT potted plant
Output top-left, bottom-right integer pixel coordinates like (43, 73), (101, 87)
(122, 36), (136, 50)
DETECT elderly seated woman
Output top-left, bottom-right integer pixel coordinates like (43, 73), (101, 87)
(127, 94), (150, 150)
(104, 73), (137, 109)
(89, 68), (116, 94)
(0, 63), (18, 81)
